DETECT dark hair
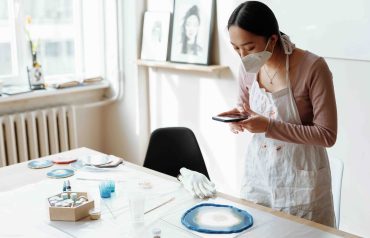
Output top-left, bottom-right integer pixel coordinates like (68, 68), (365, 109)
(181, 5), (201, 55)
(227, 1), (279, 39)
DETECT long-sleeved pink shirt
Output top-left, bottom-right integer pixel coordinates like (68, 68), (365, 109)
(237, 50), (337, 147)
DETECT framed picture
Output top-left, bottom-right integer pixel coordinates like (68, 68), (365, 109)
(140, 11), (171, 61)
(169, 0), (214, 65)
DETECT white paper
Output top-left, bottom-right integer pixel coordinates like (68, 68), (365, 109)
(161, 197), (342, 238)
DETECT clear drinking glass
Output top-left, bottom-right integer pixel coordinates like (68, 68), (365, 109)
(129, 192), (145, 224)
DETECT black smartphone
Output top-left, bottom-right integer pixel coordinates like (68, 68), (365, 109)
(212, 114), (249, 122)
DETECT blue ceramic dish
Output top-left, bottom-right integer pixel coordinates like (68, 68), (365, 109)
(47, 169), (75, 178)
(27, 160), (53, 169)
(181, 203), (253, 234)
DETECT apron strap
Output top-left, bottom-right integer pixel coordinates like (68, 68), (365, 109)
(285, 54), (303, 124)
(285, 54), (290, 87)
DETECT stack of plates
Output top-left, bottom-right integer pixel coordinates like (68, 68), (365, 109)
(70, 155), (115, 171)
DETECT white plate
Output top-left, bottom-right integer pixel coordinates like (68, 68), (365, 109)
(86, 155), (112, 166)
(70, 155), (113, 171)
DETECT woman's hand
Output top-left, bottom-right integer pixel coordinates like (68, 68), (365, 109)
(218, 106), (250, 134)
(237, 115), (270, 133)
(236, 110), (270, 133)
(229, 123), (244, 134)
(232, 103), (270, 133)
(217, 108), (241, 117)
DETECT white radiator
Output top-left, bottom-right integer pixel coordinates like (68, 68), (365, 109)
(0, 106), (78, 167)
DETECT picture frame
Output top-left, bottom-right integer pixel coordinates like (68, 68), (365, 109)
(169, 0), (214, 65)
(140, 11), (172, 61)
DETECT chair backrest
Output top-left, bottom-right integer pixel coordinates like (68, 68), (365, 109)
(329, 157), (344, 229)
(143, 127), (209, 178)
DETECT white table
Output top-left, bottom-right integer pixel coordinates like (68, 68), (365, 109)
(0, 147), (359, 238)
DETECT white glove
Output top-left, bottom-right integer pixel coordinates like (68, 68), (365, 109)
(178, 167), (216, 199)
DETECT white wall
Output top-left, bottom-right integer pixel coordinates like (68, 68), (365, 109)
(75, 105), (105, 151)
(102, 0), (150, 166)
(102, 0), (370, 237)
(325, 58), (370, 236)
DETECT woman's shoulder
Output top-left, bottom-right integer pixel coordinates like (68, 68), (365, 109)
(293, 49), (328, 68)
(293, 48), (330, 75)
(292, 48), (332, 89)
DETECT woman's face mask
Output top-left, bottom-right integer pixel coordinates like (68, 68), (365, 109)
(241, 38), (272, 74)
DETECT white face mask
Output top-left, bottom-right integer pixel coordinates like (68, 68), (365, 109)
(241, 39), (272, 74)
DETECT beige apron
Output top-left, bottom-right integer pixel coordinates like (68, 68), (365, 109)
(241, 55), (335, 227)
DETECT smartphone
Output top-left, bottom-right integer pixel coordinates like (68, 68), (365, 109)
(212, 114), (249, 122)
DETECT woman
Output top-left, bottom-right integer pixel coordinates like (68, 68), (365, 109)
(219, 1), (337, 227)
(180, 5), (202, 55)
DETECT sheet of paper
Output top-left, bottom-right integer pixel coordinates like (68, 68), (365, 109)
(161, 197), (342, 238)
(132, 219), (200, 238)
(0, 169), (182, 238)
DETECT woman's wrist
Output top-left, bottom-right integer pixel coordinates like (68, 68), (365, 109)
(265, 117), (273, 134)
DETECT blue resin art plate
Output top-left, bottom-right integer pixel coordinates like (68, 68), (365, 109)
(47, 169), (74, 179)
(27, 160), (53, 169)
(181, 203), (253, 234)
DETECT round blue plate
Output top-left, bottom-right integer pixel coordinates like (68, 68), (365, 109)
(181, 203), (253, 234)
(27, 160), (53, 169)
(47, 169), (75, 179)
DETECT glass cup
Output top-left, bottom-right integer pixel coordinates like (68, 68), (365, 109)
(108, 180), (115, 192)
(99, 182), (111, 198)
(129, 192), (145, 224)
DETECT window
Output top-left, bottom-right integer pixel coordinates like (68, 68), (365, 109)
(0, 0), (8, 19)
(0, 43), (12, 76)
(0, 0), (116, 86)
(23, 0), (75, 76)
(23, 0), (73, 24)
(0, 0), (15, 78)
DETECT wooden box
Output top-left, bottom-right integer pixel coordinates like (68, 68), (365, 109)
(48, 192), (94, 221)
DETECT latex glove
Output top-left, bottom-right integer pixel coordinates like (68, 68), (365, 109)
(178, 167), (216, 199)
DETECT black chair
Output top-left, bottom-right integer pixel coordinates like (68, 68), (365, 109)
(143, 127), (209, 179)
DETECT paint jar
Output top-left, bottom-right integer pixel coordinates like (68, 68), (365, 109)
(61, 193), (69, 200)
(70, 193), (78, 202)
(89, 208), (101, 220)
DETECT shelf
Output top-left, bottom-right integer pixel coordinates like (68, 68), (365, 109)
(137, 60), (229, 73)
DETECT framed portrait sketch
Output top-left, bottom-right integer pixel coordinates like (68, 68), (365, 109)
(169, 0), (214, 65)
(141, 11), (171, 61)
